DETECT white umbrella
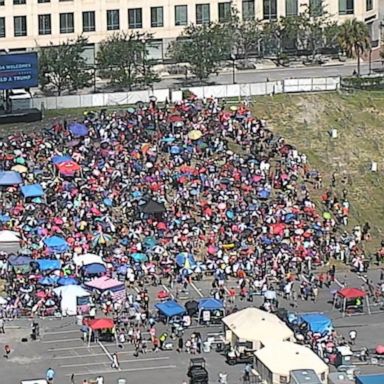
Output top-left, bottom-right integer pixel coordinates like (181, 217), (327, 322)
(0, 296), (7, 305)
(264, 290), (277, 300)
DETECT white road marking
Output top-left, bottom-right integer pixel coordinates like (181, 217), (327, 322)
(42, 338), (80, 344)
(64, 364), (177, 376)
(53, 351), (136, 360)
(49, 343), (116, 351)
(190, 281), (204, 298)
(162, 284), (175, 299)
(98, 340), (113, 362)
(44, 329), (80, 336)
(61, 356), (170, 368)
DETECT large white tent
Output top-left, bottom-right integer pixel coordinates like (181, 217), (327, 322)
(222, 307), (294, 350)
(53, 285), (91, 316)
(73, 253), (106, 267)
(254, 341), (329, 384)
(0, 230), (21, 254)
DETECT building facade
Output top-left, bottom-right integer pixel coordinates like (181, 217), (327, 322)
(0, 0), (380, 61)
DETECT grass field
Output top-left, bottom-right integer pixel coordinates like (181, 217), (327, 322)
(251, 90), (384, 254)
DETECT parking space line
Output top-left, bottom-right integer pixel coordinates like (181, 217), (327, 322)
(64, 364), (177, 376)
(53, 350), (137, 360)
(97, 340), (113, 362)
(48, 343), (116, 351)
(44, 329), (80, 336)
(61, 356), (170, 368)
(190, 281), (204, 297)
(42, 338), (80, 344)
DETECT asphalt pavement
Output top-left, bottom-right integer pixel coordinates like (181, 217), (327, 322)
(2, 268), (384, 384)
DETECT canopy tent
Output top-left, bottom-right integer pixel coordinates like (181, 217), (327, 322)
(43, 236), (69, 253)
(334, 287), (370, 316)
(51, 155), (72, 164)
(84, 276), (125, 301)
(197, 298), (224, 323)
(21, 184), (44, 198)
(85, 317), (115, 330)
(139, 199), (166, 215)
(35, 259), (61, 271)
(57, 277), (79, 286)
(82, 263), (107, 276)
(0, 171), (22, 185)
(69, 123), (88, 137)
(73, 253), (106, 267)
(0, 230), (21, 254)
(155, 300), (186, 321)
(297, 313), (333, 334)
(222, 307), (294, 350)
(254, 342), (329, 384)
(53, 285), (91, 316)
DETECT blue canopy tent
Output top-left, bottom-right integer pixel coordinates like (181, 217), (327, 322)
(297, 313), (333, 334)
(36, 259), (62, 271)
(82, 263), (107, 276)
(51, 155), (72, 165)
(197, 298), (224, 323)
(57, 276), (79, 286)
(38, 276), (59, 286)
(43, 236), (68, 253)
(69, 123), (88, 137)
(155, 300), (186, 323)
(0, 171), (22, 186)
(21, 184), (44, 198)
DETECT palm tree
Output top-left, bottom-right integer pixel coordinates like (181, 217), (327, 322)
(338, 18), (370, 76)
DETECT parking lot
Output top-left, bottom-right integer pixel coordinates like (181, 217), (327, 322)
(3, 269), (384, 383)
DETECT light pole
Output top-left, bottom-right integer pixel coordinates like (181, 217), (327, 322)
(230, 53), (236, 84)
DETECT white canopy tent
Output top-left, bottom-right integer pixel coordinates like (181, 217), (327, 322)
(254, 341), (329, 384)
(53, 285), (91, 316)
(73, 253), (106, 267)
(222, 307), (294, 350)
(0, 230), (21, 254)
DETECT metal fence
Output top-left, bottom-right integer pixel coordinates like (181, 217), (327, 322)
(31, 77), (340, 110)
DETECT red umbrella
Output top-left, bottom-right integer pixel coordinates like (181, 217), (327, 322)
(157, 290), (169, 300)
(168, 115), (183, 123)
(57, 160), (81, 176)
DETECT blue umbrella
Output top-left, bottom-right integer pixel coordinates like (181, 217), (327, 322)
(44, 236), (68, 253)
(131, 253), (148, 263)
(103, 198), (113, 207)
(69, 123), (88, 137)
(176, 252), (196, 268)
(258, 189), (270, 199)
(143, 236), (157, 249)
(57, 277), (79, 286)
(162, 137), (176, 143)
(132, 191), (142, 199)
(0, 214), (10, 222)
(38, 276), (58, 286)
(170, 146), (181, 154)
(117, 265), (128, 274)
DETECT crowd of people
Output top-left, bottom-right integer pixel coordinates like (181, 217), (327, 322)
(0, 95), (374, 323)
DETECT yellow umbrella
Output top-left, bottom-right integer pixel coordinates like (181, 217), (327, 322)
(11, 164), (28, 173)
(230, 105), (238, 111)
(188, 130), (203, 141)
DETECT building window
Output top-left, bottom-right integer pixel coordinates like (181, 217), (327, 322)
(366, 0), (373, 11)
(0, 0), (4, 5)
(286, 0), (298, 16)
(280, 376), (287, 384)
(309, 0), (323, 16)
(128, 8), (142, 29)
(38, 0), (50, 3)
(60, 12), (74, 33)
(196, 4), (210, 24)
(218, 2), (231, 22)
(175, 5), (188, 26)
(242, 0), (255, 20)
(14, 0), (26, 4)
(339, 0), (354, 14)
(0, 17), (5, 37)
(151, 7), (164, 27)
(263, 0), (277, 20)
(38, 14), (51, 35)
(82, 11), (95, 32)
(106, 9), (119, 30)
(14, 16), (27, 36)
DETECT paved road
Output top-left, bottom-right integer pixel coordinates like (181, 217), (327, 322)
(2, 269), (384, 384)
(154, 61), (383, 89)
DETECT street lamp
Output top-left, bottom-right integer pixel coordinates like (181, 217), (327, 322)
(230, 53), (236, 84)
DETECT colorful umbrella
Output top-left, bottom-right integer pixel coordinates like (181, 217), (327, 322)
(188, 130), (203, 141)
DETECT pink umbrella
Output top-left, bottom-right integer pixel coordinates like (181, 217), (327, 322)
(208, 245), (218, 255)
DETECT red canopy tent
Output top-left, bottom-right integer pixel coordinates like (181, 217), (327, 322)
(334, 287), (370, 316)
(337, 288), (366, 299)
(86, 318), (114, 330)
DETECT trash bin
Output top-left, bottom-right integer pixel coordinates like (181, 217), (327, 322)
(76, 315), (83, 325)
(203, 341), (211, 353)
(117, 379), (127, 384)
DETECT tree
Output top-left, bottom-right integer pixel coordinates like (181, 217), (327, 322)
(338, 18), (370, 76)
(168, 23), (231, 82)
(38, 36), (92, 95)
(97, 32), (159, 90)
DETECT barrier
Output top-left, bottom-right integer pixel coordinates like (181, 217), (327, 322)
(32, 76), (341, 110)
